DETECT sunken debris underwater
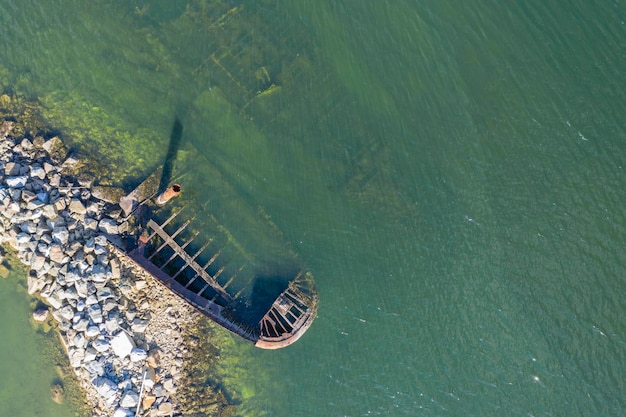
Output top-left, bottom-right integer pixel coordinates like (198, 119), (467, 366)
(115, 170), (318, 349)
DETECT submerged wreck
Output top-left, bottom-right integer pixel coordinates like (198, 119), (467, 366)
(116, 170), (318, 349)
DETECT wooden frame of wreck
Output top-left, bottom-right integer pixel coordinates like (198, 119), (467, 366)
(125, 209), (318, 349)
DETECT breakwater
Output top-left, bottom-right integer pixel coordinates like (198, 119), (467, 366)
(0, 115), (230, 416)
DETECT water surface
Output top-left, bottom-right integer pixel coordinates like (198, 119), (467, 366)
(0, 1), (624, 416)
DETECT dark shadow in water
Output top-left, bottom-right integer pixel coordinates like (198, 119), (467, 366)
(241, 274), (291, 325)
(158, 116), (184, 192)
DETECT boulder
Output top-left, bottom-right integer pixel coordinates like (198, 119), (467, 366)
(93, 377), (118, 401)
(4, 162), (21, 176)
(157, 402), (172, 416)
(113, 408), (133, 417)
(131, 318), (149, 334)
(73, 318), (89, 332)
(68, 198), (87, 215)
(32, 308), (49, 322)
(92, 337), (110, 353)
(85, 326), (101, 338)
(110, 331), (135, 358)
(142, 395), (157, 410)
(98, 218), (119, 234)
(52, 226), (69, 244)
(129, 348), (147, 362)
(30, 165), (46, 180)
(6, 176), (28, 188)
(87, 303), (103, 324)
(119, 390), (139, 408)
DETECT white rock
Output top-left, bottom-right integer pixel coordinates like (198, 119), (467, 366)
(6, 175), (28, 188)
(84, 347), (98, 362)
(110, 331), (135, 358)
(92, 337), (110, 353)
(105, 316), (121, 333)
(129, 348), (147, 362)
(119, 390), (139, 408)
(86, 326), (101, 338)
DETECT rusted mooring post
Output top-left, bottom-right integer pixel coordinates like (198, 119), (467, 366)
(155, 184), (181, 206)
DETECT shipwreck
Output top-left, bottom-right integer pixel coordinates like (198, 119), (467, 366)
(114, 163), (318, 349)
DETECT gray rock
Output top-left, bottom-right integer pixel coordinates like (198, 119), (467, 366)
(30, 165), (46, 180)
(73, 332), (86, 348)
(75, 279), (89, 298)
(43, 162), (56, 173)
(48, 243), (66, 264)
(131, 318), (149, 334)
(59, 305), (75, 321)
(32, 308), (49, 322)
(98, 218), (119, 234)
(21, 189), (37, 202)
(68, 198), (87, 215)
(68, 347), (85, 368)
(105, 316), (121, 333)
(4, 162), (21, 176)
(30, 253), (46, 271)
(90, 264), (108, 283)
(93, 377), (118, 401)
(27, 273), (45, 295)
(96, 286), (114, 301)
(162, 378), (176, 393)
(15, 233), (31, 244)
(73, 318), (90, 332)
(52, 226), (69, 244)
(152, 384), (167, 398)
(157, 402), (172, 416)
(45, 292), (63, 309)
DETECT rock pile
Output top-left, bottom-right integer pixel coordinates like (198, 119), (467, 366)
(0, 119), (195, 417)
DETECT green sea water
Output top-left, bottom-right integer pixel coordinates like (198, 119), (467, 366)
(1, 1), (625, 416)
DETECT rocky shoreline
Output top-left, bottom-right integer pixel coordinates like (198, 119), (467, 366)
(0, 112), (232, 416)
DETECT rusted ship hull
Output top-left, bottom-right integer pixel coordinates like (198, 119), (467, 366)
(125, 211), (318, 349)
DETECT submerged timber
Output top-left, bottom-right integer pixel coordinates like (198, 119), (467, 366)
(116, 165), (318, 350)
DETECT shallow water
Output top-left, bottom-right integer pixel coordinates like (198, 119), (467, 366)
(0, 264), (81, 417)
(0, 0), (625, 416)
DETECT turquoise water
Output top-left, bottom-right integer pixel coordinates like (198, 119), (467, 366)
(1, 1), (625, 416)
